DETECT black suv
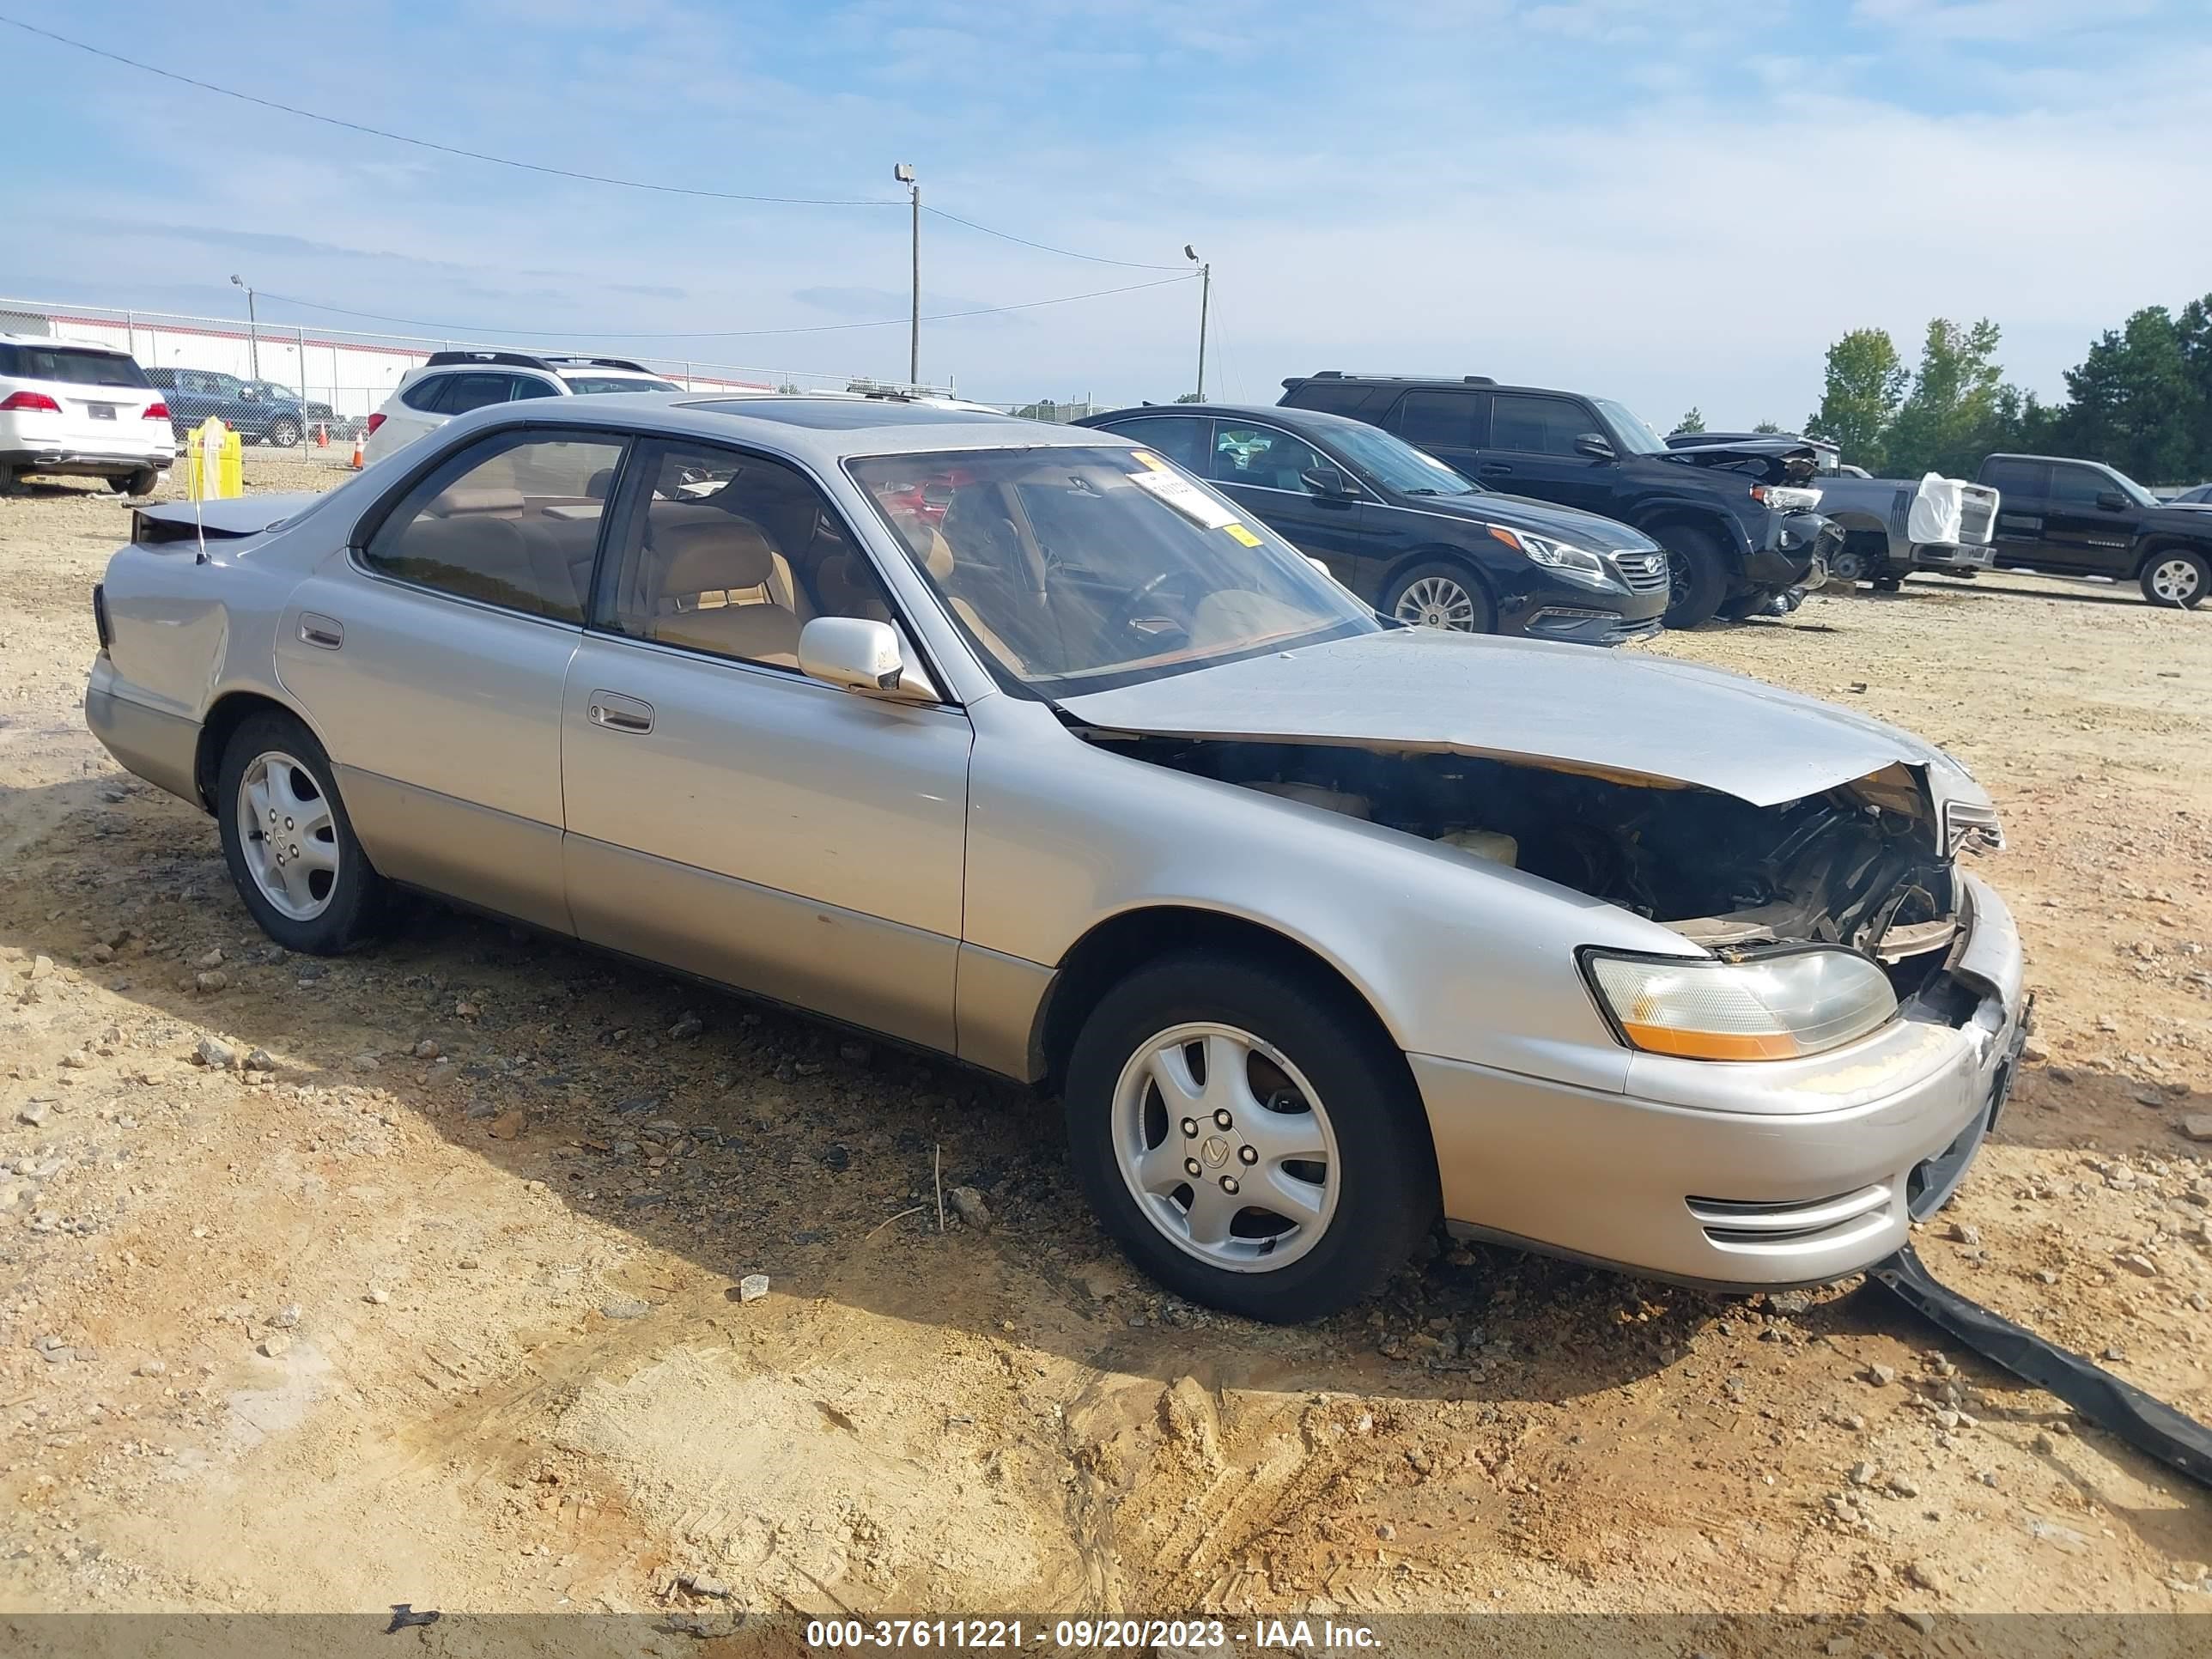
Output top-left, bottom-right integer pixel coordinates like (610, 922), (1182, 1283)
(1074, 403), (1669, 644)
(1976, 453), (2212, 609)
(1279, 373), (1839, 625)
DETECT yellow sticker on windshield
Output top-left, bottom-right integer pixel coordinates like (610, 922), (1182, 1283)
(1224, 523), (1262, 546)
(1129, 451), (1169, 471)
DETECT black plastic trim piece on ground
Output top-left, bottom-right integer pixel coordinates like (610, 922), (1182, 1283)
(1867, 1242), (2212, 1490)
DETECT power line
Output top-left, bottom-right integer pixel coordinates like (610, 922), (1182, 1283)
(253, 272), (1197, 340)
(2, 15), (1190, 273)
(921, 205), (1184, 272)
(0, 16), (890, 207)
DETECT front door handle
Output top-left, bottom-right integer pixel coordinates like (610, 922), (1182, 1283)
(299, 613), (343, 649)
(586, 690), (654, 734)
(1477, 462), (1512, 477)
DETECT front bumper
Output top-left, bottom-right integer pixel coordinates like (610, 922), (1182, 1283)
(1744, 511), (1843, 589)
(1496, 566), (1668, 647)
(1412, 873), (2027, 1290)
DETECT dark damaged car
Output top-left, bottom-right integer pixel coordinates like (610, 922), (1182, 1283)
(1280, 373), (1841, 626)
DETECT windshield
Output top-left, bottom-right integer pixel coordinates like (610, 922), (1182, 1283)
(246, 380), (301, 399)
(1323, 422), (1480, 496)
(848, 445), (1379, 696)
(1592, 398), (1668, 456)
(563, 375), (681, 395)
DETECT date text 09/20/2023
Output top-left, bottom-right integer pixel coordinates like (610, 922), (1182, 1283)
(803, 1617), (1382, 1650)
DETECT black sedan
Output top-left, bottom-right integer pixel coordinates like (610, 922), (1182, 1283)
(1076, 403), (1668, 644)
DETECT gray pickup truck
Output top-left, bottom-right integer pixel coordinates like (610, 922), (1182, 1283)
(1666, 431), (1996, 590)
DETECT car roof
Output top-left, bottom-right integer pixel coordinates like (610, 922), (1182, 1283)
(1085, 401), (1376, 434)
(0, 331), (133, 355)
(1284, 372), (1586, 398)
(452, 392), (1127, 461)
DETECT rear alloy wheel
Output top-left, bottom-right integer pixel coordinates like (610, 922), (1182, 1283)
(1657, 525), (1729, 628)
(216, 712), (389, 954)
(266, 416), (302, 449)
(107, 468), (159, 497)
(1065, 953), (1437, 1323)
(2140, 550), (2209, 609)
(1384, 561), (1494, 633)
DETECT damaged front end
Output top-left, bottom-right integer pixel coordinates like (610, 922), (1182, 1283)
(1080, 731), (1991, 1007)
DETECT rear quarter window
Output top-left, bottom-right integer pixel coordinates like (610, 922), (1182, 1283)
(1280, 380), (1395, 419)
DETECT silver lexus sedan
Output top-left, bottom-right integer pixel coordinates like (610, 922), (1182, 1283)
(84, 394), (2027, 1322)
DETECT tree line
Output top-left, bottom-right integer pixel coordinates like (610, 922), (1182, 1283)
(1798, 293), (2212, 485)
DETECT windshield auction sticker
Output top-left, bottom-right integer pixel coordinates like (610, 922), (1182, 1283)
(1126, 463), (1243, 531)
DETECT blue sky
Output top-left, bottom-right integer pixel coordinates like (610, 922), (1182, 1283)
(5, 0), (2210, 424)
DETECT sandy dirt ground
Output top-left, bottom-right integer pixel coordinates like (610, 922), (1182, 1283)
(1, 453), (2209, 1637)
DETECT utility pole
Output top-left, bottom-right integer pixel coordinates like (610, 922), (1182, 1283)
(895, 163), (919, 387)
(1185, 246), (1209, 399)
(230, 274), (259, 379)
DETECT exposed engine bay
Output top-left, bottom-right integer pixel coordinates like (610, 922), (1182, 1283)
(1091, 733), (1966, 996)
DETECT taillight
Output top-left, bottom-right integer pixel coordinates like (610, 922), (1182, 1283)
(365, 412), (386, 435)
(0, 390), (63, 414)
(143, 400), (170, 421)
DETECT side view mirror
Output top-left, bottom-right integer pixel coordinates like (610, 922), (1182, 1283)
(2095, 490), (2127, 512)
(1573, 433), (1615, 460)
(799, 616), (939, 702)
(1300, 465), (1355, 498)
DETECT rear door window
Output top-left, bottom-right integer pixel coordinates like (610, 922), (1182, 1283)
(1980, 459), (2047, 499)
(362, 431), (628, 622)
(1209, 423), (1326, 491)
(1489, 393), (1600, 457)
(1391, 389), (1482, 452)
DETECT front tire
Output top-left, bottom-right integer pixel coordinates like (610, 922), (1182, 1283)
(2140, 549), (2209, 609)
(1657, 525), (1729, 628)
(1384, 560), (1495, 633)
(216, 711), (389, 954)
(1064, 953), (1437, 1323)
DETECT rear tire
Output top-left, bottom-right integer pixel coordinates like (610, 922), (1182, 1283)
(1383, 560), (1495, 633)
(1656, 525), (1729, 628)
(2140, 549), (2209, 609)
(216, 711), (390, 955)
(1064, 952), (1437, 1323)
(109, 468), (159, 497)
(266, 416), (302, 449)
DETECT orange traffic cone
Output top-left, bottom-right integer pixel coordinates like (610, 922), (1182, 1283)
(349, 429), (365, 470)
(315, 422), (329, 448)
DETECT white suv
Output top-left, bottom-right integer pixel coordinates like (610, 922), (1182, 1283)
(0, 333), (175, 495)
(362, 350), (683, 465)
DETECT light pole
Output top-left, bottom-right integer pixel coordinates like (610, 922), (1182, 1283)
(230, 273), (259, 379)
(894, 163), (919, 387)
(1185, 245), (1210, 400)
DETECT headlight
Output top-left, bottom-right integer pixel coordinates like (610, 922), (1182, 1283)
(1942, 799), (2003, 854)
(1487, 525), (1610, 582)
(1750, 483), (1825, 512)
(1583, 947), (1898, 1061)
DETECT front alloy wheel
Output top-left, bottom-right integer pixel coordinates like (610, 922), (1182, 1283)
(1384, 561), (1495, 633)
(1064, 952), (1437, 1322)
(1111, 1023), (1340, 1273)
(2141, 550), (2209, 609)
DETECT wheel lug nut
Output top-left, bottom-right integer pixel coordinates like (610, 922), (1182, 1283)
(1220, 1176), (1240, 1195)
(1212, 1109), (1233, 1129)
(284, 817), (294, 830)
(1183, 1158), (1201, 1178)
(1238, 1146), (1258, 1165)
(1182, 1118), (1198, 1139)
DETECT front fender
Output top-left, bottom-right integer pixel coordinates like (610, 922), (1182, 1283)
(962, 697), (1691, 1091)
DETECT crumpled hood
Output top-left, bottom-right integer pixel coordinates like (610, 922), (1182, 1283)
(1655, 437), (1819, 485)
(1060, 627), (1982, 810)
(1406, 489), (1660, 552)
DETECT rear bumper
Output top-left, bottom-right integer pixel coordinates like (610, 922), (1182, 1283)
(3, 445), (173, 477)
(85, 664), (203, 806)
(1413, 874), (2027, 1290)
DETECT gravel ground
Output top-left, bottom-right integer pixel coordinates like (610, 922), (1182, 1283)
(0, 453), (2208, 1634)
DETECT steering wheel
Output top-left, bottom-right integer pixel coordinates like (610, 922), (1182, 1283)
(1109, 568), (1191, 645)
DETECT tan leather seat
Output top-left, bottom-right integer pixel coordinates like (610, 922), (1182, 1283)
(648, 516), (806, 666)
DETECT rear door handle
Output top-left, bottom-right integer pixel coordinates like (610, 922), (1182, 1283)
(299, 613), (343, 649)
(586, 690), (654, 734)
(1477, 462), (1511, 477)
